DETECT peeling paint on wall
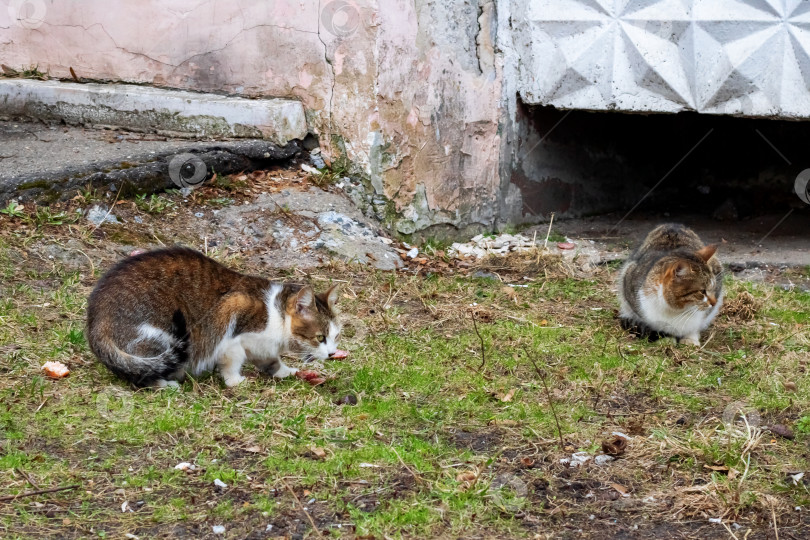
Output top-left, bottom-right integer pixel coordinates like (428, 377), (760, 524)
(0, 0), (503, 238)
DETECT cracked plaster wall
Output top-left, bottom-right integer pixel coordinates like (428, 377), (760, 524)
(0, 0), (505, 238)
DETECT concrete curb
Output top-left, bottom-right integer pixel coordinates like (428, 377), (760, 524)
(0, 139), (302, 205)
(0, 79), (308, 144)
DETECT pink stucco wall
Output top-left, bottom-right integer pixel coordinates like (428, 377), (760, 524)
(0, 0), (503, 235)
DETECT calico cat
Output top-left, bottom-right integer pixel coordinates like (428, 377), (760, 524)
(618, 224), (722, 346)
(87, 247), (341, 388)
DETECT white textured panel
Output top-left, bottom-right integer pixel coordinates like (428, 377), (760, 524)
(516, 0), (810, 117)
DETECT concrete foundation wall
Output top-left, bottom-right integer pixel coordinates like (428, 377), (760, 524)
(0, 0), (504, 237)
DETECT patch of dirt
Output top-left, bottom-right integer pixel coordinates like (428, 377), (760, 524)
(447, 427), (505, 454)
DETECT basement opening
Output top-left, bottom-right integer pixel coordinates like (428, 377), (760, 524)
(510, 101), (810, 267)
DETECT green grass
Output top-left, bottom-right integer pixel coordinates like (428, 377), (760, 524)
(0, 212), (808, 538)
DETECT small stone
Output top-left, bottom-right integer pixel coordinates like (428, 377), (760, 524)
(784, 381), (797, 392)
(768, 423), (794, 439)
(336, 394), (358, 406)
(406, 247), (419, 258)
(212, 525), (225, 534)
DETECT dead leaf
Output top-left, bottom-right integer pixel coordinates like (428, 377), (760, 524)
(309, 446), (327, 459)
(488, 419), (519, 427)
(601, 435), (628, 456)
(520, 457), (535, 468)
(610, 483), (630, 497)
(704, 464), (730, 472)
(455, 470), (478, 490)
(245, 446), (262, 453)
(784, 381), (797, 392)
(499, 388), (516, 403)
(728, 468), (739, 480)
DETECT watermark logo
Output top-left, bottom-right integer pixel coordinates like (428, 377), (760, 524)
(488, 472), (528, 513)
(722, 401), (761, 429)
(96, 386), (134, 423)
(795, 169), (810, 205)
(168, 153), (208, 189)
(8, 0), (46, 29)
(339, 315), (368, 345)
(321, 0), (361, 38)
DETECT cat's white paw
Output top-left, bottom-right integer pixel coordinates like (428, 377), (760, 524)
(223, 374), (246, 387)
(273, 364), (299, 379)
(155, 379), (181, 389)
(680, 335), (700, 346)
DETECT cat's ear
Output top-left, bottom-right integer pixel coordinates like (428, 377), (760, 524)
(668, 260), (690, 279)
(316, 285), (340, 314)
(293, 288), (314, 314)
(696, 244), (718, 262)
(324, 284), (340, 313)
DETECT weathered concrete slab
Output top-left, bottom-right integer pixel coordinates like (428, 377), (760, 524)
(0, 80), (308, 144)
(214, 188), (403, 271)
(514, 0), (810, 118)
(0, 120), (301, 204)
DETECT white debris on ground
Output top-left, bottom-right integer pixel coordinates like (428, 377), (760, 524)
(86, 204), (120, 226)
(447, 232), (614, 273)
(594, 454), (615, 466)
(560, 451), (592, 468)
(448, 233), (537, 259)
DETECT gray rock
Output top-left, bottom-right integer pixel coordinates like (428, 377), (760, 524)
(86, 205), (120, 225)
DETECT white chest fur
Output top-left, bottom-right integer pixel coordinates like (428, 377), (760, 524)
(637, 284), (722, 339)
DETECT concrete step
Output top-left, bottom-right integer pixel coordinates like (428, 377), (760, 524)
(0, 120), (302, 205)
(0, 79), (307, 144)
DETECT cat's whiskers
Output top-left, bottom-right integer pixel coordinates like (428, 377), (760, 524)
(674, 306), (699, 335)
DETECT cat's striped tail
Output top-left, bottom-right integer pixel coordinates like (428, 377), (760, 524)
(88, 311), (190, 388)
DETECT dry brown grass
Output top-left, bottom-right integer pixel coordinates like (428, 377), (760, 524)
(472, 249), (574, 280)
(723, 290), (762, 322)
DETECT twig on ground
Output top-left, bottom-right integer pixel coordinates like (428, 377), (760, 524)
(391, 446), (424, 486)
(470, 310), (486, 371)
(282, 478), (322, 538)
(90, 182), (123, 234)
(15, 468), (38, 488)
(0, 484), (80, 502)
(543, 212), (556, 250)
(525, 348), (564, 448)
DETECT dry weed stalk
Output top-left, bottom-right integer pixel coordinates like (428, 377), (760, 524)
(524, 348), (564, 448)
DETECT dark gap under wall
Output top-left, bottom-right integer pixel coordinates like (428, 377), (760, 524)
(510, 100), (808, 223)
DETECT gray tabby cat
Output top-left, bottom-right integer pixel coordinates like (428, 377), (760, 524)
(618, 224), (722, 346)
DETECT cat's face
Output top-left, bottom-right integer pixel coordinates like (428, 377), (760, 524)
(285, 286), (341, 361)
(662, 246), (719, 311)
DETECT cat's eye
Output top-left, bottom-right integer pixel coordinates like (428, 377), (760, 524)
(316, 334), (325, 343)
